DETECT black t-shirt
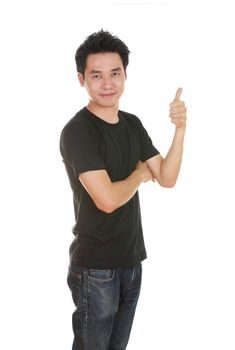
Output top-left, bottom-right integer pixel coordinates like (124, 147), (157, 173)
(60, 107), (159, 268)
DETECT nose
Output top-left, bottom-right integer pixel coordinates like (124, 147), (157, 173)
(101, 76), (114, 90)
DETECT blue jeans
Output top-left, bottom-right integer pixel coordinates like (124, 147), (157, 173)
(67, 262), (142, 350)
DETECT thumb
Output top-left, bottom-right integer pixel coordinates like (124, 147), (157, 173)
(174, 87), (183, 102)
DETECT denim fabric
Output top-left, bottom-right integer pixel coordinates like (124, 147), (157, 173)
(67, 262), (142, 350)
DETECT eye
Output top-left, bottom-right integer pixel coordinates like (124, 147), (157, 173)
(92, 74), (101, 79)
(111, 71), (120, 77)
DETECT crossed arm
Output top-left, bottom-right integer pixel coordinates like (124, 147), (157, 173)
(80, 127), (185, 214)
(79, 160), (153, 214)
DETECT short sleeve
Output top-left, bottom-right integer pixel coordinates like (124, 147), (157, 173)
(137, 118), (160, 161)
(60, 121), (106, 178)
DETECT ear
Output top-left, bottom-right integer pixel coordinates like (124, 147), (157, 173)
(78, 73), (85, 87)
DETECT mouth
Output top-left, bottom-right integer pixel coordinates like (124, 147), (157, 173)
(100, 92), (116, 98)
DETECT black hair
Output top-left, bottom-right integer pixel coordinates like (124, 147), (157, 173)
(75, 29), (130, 76)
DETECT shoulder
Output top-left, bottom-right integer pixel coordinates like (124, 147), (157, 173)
(61, 108), (89, 130)
(119, 109), (142, 124)
(119, 109), (143, 130)
(60, 108), (95, 138)
(60, 108), (103, 157)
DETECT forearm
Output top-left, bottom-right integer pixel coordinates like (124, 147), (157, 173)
(80, 162), (152, 213)
(160, 127), (186, 187)
(108, 170), (144, 211)
(80, 163), (152, 214)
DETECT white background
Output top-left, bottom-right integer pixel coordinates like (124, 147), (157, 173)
(0, 0), (235, 349)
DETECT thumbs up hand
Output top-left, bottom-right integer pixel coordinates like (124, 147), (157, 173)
(169, 87), (187, 129)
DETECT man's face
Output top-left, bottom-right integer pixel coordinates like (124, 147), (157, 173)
(78, 52), (126, 109)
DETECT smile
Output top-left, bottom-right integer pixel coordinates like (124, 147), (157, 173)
(100, 93), (116, 97)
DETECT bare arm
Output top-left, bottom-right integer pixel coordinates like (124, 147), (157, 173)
(146, 88), (187, 188)
(147, 128), (185, 187)
(79, 162), (153, 213)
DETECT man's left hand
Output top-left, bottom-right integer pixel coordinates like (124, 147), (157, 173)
(169, 87), (187, 129)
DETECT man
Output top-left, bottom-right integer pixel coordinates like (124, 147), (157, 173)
(60, 29), (187, 350)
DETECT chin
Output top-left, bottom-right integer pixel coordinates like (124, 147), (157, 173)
(104, 101), (118, 107)
(96, 100), (119, 108)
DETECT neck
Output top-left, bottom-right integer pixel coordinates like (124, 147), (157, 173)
(86, 101), (119, 124)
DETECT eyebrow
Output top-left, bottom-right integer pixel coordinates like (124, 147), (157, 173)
(90, 67), (122, 74)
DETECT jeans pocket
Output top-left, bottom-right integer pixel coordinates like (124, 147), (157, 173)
(67, 267), (83, 307)
(67, 267), (82, 291)
(88, 268), (115, 282)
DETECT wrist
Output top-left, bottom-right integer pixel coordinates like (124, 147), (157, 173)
(129, 168), (144, 184)
(175, 125), (186, 136)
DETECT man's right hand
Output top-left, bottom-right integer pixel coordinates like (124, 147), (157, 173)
(133, 161), (154, 183)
